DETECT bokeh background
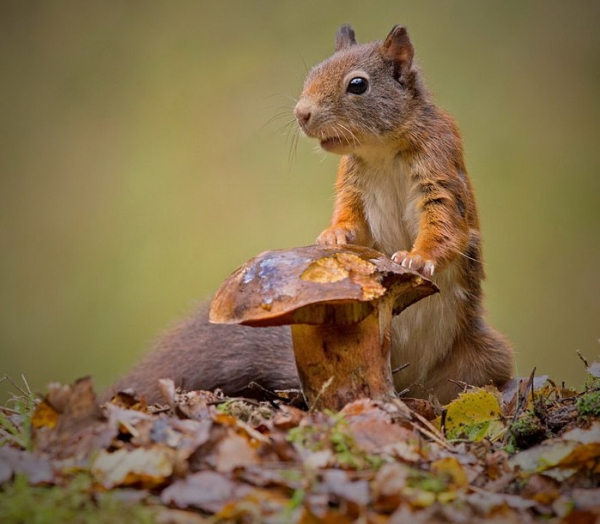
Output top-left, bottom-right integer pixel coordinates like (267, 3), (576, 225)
(1, 1), (599, 401)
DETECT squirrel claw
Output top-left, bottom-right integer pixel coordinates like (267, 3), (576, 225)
(392, 250), (435, 278)
(316, 226), (358, 246)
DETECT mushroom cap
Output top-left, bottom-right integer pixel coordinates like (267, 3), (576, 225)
(209, 244), (438, 327)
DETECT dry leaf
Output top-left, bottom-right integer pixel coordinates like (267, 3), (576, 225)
(161, 471), (252, 513)
(0, 446), (54, 485)
(92, 445), (176, 488)
(440, 387), (504, 441)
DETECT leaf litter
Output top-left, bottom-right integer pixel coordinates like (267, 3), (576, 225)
(0, 361), (599, 523)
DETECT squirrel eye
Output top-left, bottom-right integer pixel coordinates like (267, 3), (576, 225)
(346, 77), (369, 95)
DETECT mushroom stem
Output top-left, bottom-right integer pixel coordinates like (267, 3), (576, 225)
(291, 297), (396, 410)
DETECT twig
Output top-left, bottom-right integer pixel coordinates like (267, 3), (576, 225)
(309, 377), (334, 414)
(411, 410), (454, 451)
(503, 368), (536, 444)
(577, 350), (589, 368)
(391, 363), (410, 375)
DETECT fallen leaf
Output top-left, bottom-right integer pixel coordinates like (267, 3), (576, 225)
(348, 418), (420, 456)
(371, 463), (409, 512)
(520, 473), (561, 505)
(560, 509), (600, 524)
(587, 362), (600, 379)
(561, 421), (600, 444)
(92, 445), (175, 488)
(430, 457), (469, 490)
(216, 489), (292, 522)
(320, 468), (370, 508)
(466, 489), (537, 515)
(30, 399), (59, 430)
(509, 440), (579, 475)
(501, 373), (549, 414)
(161, 471), (252, 513)
(272, 404), (305, 429)
(0, 446), (54, 484)
(571, 488), (600, 511)
(441, 387), (504, 441)
(214, 431), (261, 472)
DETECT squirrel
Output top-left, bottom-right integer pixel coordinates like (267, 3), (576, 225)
(293, 24), (512, 403)
(104, 25), (512, 405)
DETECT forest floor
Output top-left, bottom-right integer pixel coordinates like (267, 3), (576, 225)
(0, 356), (599, 523)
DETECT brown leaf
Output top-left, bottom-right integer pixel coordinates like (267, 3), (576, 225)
(158, 378), (177, 408)
(173, 391), (215, 421)
(561, 421), (600, 445)
(402, 398), (437, 420)
(104, 403), (154, 441)
(372, 463), (409, 513)
(320, 469), (370, 507)
(160, 471), (251, 513)
(509, 440), (580, 479)
(520, 474), (561, 505)
(587, 362), (600, 379)
(33, 376), (111, 458)
(466, 489), (537, 514)
(0, 446), (54, 485)
(348, 418), (420, 457)
(154, 508), (212, 524)
(571, 488), (600, 511)
(501, 373), (549, 414)
(342, 399), (422, 460)
(560, 509), (600, 524)
(272, 404), (305, 430)
(107, 390), (148, 411)
(341, 398), (391, 421)
(240, 465), (304, 490)
(216, 489), (292, 522)
(214, 431), (262, 472)
(92, 445), (176, 489)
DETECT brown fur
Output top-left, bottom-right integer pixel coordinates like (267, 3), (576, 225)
(296, 25), (513, 403)
(106, 25), (512, 406)
(102, 303), (297, 404)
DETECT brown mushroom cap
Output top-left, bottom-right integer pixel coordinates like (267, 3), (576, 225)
(209, 244), (438, 327)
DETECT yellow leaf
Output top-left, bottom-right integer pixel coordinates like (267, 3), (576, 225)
(31, 399), (59, 429)
(430, 457), (469, 489)
(439, 387), (504, 441)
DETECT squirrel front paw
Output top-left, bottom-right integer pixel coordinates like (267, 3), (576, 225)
(317, 225), (361, 246)
(392, 250), (435, 278)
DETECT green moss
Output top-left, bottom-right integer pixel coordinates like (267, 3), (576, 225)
(0, 475), (156, 524)
(507, 411), (547, 451)
(577, 390), (600, 419)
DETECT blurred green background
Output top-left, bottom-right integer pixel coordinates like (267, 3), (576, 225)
(1, 1), (599, 401)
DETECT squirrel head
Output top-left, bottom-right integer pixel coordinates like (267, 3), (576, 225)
(295, 25), (428, 155)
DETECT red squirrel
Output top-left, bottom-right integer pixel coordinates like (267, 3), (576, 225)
(105, 25), (512, 405)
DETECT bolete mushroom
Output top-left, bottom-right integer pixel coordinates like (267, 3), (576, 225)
(209, 245), (437, 410)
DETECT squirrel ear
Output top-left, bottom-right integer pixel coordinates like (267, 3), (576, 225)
(335, 24), (357, 52)
(382, 25), (414, 75)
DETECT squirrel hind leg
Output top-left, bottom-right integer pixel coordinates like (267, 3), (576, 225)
(421, 321), (514, 404)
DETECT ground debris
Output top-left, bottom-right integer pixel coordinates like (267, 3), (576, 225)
(1, 368), (599, 523)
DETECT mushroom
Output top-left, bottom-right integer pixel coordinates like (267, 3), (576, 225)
(209, 245), (437, 410)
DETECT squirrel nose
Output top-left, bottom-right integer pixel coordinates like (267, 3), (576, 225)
(294, 100), (313, 126)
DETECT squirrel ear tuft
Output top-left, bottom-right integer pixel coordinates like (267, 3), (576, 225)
(382, 25), (414, 75)
(335, 24), (357, 52)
